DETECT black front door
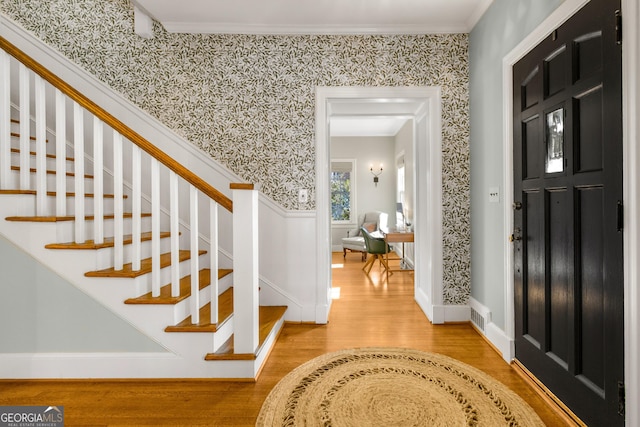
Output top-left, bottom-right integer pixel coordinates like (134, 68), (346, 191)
(512, 0), (624, 425)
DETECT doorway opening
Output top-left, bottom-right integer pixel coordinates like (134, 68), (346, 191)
(315, 86), (444, 324)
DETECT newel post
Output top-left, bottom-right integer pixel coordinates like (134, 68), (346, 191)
(230, 183), (259, 354)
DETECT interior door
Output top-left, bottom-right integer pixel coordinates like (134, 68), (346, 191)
(512, 0), (624, 425)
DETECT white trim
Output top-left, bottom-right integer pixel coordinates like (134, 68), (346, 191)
(470, 297), (514, 363)
(160, 22), (473, 36)
(502, 1), (639, 425)
(485, 322), (515, 364)
(316, 86), (444, 324)
(622, 0), (640, 425)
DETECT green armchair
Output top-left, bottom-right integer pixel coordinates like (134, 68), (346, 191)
(361, 227), (390, 275)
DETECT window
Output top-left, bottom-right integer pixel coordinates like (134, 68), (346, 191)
(396, 154), (406, 226)
(331, 160), (355, 223)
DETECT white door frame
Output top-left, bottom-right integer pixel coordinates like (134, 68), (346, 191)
(502, 1), (639, 425)
(315, 86), (444, 324)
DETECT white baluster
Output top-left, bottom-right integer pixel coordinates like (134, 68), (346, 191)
(131, 145), (142, 271)
(92, 117), (104, 245)
(113, 132), (124, 270)
(18, 63), (29, 190)
(151, 158), (161, 297)
(190, 186), (200, 324)
(34, 76), (46, 215)
(210, 199), (219, 325)
(73, 102), (85, 243)
(55, 90), (66, 216)
(0, 51), (10, 189)
(170, 171), (180, 297)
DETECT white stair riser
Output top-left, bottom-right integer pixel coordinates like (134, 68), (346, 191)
(121, 253), (209, 296)
(10, 152), (75, 171)
(3, 170), (97, 193)
(4, 195), (117, 217)
(53, 196), (116, 216)
(54, 236), (172, 271)
(55, 216), (154, 242)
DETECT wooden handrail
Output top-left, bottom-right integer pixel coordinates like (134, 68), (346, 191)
(0, 36), (234, 212)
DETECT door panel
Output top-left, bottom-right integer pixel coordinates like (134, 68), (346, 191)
(512, 0), (623, 425)
(548, 188), (570, 368)
(575, 88), (603, 172)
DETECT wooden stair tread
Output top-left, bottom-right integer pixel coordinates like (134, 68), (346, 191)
(204, 306), (287, 361)
(0, 189), (125, 198)
(125, 268), (232, 305)
(5, 212), (152, 222)
(164, 287), (234, 333)
(84, 249), (206, 278)
(10, 166), (92, 178)
(45, 231), (171, 250)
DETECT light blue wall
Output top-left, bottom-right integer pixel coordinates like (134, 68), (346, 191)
(0, 235), (166, 353)
(469, 0), (564, 329)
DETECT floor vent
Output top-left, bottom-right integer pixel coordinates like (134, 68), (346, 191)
(470, 307), (486, 333)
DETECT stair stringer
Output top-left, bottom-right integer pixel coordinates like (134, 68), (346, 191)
(0, 207), (282, 379)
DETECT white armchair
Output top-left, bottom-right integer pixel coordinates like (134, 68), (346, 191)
(341, 211), (388, 261)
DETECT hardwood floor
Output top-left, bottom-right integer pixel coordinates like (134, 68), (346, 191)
(0, 252), (569, 426)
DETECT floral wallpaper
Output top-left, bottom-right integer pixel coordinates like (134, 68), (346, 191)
(1, 0), (471, 304)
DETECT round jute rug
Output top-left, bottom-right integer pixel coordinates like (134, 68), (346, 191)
(256, 347), (545, 427)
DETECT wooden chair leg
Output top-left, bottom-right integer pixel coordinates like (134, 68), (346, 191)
(363, 255), (375, 274)
(378, 255), (390, 272)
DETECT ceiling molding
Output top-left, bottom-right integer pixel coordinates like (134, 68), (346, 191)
(161, 22), (472, 35)
(465, 0), (495, 31)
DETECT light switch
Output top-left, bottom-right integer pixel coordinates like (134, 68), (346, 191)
(299, 189), (309, 204)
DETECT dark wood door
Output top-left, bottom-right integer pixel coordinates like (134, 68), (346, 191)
(512, 0), (624, 425)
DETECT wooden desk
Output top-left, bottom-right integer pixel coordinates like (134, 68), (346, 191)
(383, 229), (414, 280)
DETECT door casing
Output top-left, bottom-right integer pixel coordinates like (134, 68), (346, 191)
(315, 86), (447, 324)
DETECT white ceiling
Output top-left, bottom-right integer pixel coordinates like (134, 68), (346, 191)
(329, 97), (424, 137)
(330, 117), (410, 137)
(132, 0), (494, 35)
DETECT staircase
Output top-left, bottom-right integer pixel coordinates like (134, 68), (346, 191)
(0, 38), (287, 379)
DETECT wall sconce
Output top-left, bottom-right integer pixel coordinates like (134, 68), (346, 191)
(370, 164), (383, 187)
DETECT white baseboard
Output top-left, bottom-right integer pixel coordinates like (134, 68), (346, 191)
(0, 353), (243, 379)
(414, 287), (470, 324)
(486, 322), (515, 363)
(432, 304), (470, 323)
(469, 297), (514, 363)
